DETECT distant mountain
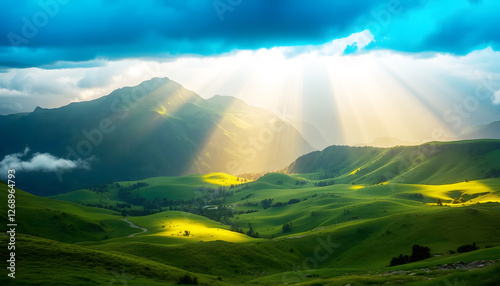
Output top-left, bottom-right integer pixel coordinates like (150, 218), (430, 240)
(286, 139), (500, 185)
(460, 120), (500, 140)
(0, 78), (313, 195)
(287, 120), (329, 150)
(361, 137), (418, 148)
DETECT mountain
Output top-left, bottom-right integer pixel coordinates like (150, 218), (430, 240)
(287, 119), (330, 150)
(460, 120), (500, 140)
(359, 137), (418, 148)
(0, 78), (313, 195)
(286, 139), (500, 185)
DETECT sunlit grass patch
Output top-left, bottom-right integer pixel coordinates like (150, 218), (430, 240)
(158, 218), (250, 242)
(202, 172), (248, 186)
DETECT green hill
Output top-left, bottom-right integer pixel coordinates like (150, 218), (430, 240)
(287, 139), (500, 185)
(0, 234), (222, 286)
(0, 180), (137, 243)
(2, 174), (500, 285)
(2, 139), (500, 285)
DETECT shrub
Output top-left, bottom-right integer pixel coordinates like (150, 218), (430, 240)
(389, 244), (431, 266)
(457, 242), (479, 253)
(177, 274), (198, 285)
(282, 222), (293, 233)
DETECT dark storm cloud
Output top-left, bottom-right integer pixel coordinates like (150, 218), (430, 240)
(0, 0), (498, 68)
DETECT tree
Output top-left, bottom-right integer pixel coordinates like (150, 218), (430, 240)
(410, 244), (431, 262)
(261, 198), (274, 209)
(282, 222), (292, 233)
(177, 274), (198, 285)
(457, 242), (478, 253)
(436, 199), (443, 206)
(390, 254), (410, 266)
(246, 223), (254, 237)
(389, 244), (431, 266)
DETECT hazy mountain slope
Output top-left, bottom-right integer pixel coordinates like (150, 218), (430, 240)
(0, 78), (313, 195)
(287, 119), (330, 150)
(461, 120), (500, 139)
(287, 139), (500, 185)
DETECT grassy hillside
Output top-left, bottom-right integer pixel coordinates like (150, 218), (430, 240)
(31, 173), (500, 285)
(0, 234), (223, 286)
(288, 139), (500, 185)
(0, 180), (138, 243)
(52, 173), (249, 212)
(3, 139), (500, 285)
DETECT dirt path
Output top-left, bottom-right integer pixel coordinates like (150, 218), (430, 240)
(122, 218), (148, 237)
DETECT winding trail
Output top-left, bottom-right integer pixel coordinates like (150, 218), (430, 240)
(122, 218), (148, 237)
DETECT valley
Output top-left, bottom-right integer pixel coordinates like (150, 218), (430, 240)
(2, 140), (500, 285)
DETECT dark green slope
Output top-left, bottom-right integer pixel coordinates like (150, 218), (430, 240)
(0, 180), (137, 243)
(0, 78), (314, 196)
(0, 235), (221, 286)
(287, 140), (500, 184)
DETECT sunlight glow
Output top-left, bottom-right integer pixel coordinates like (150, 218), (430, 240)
(7, 35), (499, 147)
(153, 105), (168, 115)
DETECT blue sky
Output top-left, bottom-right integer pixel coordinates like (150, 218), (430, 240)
(0, 0), (499, 146)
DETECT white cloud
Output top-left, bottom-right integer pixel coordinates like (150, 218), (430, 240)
(493, 90), (500, 105)
(0, 147), (91, 178)
(277, 30), (375, 58)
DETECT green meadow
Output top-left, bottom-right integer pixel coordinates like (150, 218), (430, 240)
(2, 140), (500, 285)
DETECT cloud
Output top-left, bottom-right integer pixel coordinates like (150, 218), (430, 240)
(0, 0), (498, 68)
(365, 0), (500, 54)
(0, 147), (91, 177)
(493, 90), (500, 105)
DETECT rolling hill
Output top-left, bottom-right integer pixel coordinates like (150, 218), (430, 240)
(286, 139), (500, 185)
(2, 172), (500, 285)
(0, 78), (314, 196)
(2, 140), (500, 285)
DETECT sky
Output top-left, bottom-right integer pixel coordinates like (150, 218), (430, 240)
(1, 0), (500, 147)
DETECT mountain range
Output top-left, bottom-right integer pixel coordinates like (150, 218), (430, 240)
(0, 78), (314, 195)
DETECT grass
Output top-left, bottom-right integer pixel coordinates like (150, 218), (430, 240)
(0, 181), (137, 243)
(4, 140), (500, 285)
(0, 234), (223, 286)
(53, 172), (249, 204)
(291, 139), (500, 186)
(46, 176), (500, 284)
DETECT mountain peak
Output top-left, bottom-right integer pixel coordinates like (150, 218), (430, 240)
(140, 77), (171, 86)
(207, 95), (248, 108)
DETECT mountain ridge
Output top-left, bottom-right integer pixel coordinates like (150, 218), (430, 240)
(0, 77), (314, 195)
(287, 139), (500, 185)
